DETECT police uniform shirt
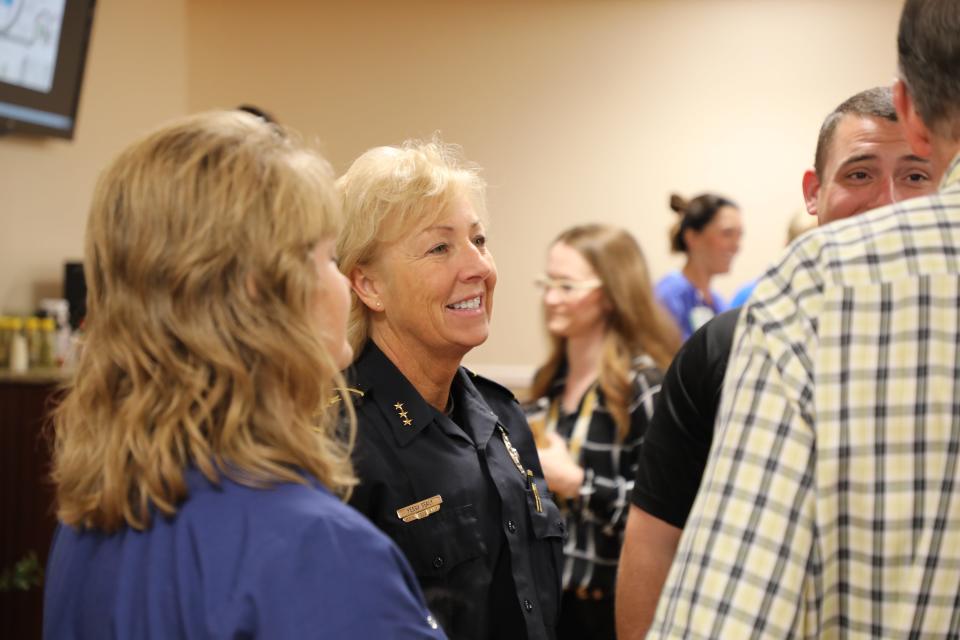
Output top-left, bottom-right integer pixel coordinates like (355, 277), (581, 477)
(347, 342), (564, 640)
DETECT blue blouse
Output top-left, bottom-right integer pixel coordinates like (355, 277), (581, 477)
(655, 270), (727, 341)
(43, 468), (446, 639)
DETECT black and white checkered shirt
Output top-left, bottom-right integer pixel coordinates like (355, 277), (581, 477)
(653, 154), (960, 639)
(534, 355), (662, 597)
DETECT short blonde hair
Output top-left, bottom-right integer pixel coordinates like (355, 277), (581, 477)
(52, 111), (355, 532)
(337, 138), (486, 354)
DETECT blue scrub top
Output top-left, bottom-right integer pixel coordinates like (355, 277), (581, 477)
(44, 468), (446, 639)
(655, 270), (728, 341)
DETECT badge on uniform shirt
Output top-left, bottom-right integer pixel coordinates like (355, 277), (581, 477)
(396, 495), (443, 523)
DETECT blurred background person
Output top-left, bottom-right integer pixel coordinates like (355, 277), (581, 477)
(527, 224), (678, 640)
(655, 193), (742, 339)
(338, 139), (562, 640)
(43, 111), (444, 639)
(649, 0), (960, 628)
(617, 85), (939, 640)
(236, 103), (279, 124)
(729, 209), (818, 307)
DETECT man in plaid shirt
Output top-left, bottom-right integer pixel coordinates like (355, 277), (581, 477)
(651, 1), (960, 637)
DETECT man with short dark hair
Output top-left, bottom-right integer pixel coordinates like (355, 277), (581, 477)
(648, 1), (960, 636)
(615, 84), (940, 640)
(803, 86), (934, 225)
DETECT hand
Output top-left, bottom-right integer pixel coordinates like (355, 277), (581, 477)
(537, 432), (585, 499)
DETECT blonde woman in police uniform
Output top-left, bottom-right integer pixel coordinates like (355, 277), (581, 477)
(337, 139), (563, 640)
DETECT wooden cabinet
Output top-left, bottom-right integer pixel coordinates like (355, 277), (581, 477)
(0, 374), (62, 640)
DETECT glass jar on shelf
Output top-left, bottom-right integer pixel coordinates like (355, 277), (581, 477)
(38, 317), (57, 368)
(9, 317), (29, 373)
(0, 316), (12, 368)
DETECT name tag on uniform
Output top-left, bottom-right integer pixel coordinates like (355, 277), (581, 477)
(396, 495), (443, 523)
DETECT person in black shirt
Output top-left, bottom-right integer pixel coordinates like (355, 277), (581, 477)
(337, 139), (563, 640)
(615, 86), (941, 640)
(629, 307), (739, 530)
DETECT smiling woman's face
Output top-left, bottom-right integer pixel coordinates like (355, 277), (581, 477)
(686, 205), (742, 276)
(371, 196), (497, 362)
(541, 241), (609, 340)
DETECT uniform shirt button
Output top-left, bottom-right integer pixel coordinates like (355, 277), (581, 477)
(433, 555), (444, 569)
(507, 520), (517, 533)
(523, 599), (534, 612)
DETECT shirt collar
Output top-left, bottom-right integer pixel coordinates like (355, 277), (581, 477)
(452, 368), (500, 447)
(349, 341), (436, 448)
(941, 152), (960, 191)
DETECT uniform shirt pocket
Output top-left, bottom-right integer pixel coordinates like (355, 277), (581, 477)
(527, 485), (566, 541)
(388, 503), (486, 577)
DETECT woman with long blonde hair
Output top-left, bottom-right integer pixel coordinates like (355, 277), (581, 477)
(43, 111), (444, 639)
(528, 224), (678, 640)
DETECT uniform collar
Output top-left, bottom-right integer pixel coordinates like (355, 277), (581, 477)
(451, 368), (501, 448)
(350, 342), (437, 448)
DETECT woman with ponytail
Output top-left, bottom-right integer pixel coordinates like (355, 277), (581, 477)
(655, 193), (742, 340)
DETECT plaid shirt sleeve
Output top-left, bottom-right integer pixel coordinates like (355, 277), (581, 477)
(650, 239), (824, 639)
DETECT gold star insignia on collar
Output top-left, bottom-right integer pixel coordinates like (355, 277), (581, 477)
(394, 401), (413, 427)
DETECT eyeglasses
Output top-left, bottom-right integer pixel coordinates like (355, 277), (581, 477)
(534, 276), (602, 297)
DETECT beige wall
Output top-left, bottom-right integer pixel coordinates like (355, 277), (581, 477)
(185, 0), (904, 379)
(0, 0), (188, 313)
(3, 0), (904, 379)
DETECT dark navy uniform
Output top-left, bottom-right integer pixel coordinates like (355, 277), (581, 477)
(347, 342), (564, 640)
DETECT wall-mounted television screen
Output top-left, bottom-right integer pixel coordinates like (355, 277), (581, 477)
(0, 0), (96, 139)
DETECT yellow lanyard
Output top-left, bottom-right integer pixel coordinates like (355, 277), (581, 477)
(545, 384), (598, 463)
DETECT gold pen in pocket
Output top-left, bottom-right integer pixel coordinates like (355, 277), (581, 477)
(526, 470), (543, 513)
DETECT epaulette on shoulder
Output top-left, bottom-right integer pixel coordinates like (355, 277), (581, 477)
(327, 387), (367, 407)
(465, 369), (517, 399)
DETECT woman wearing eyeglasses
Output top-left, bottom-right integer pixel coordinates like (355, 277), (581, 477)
(527, 224), (679, 640)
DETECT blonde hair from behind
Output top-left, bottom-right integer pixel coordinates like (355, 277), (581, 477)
(529, 225), (680, 440)
(336, 137), (486, 355)
(52, 111), (355, 533)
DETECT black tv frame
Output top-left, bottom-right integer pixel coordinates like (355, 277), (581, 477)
(0, 0), (97, 139)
